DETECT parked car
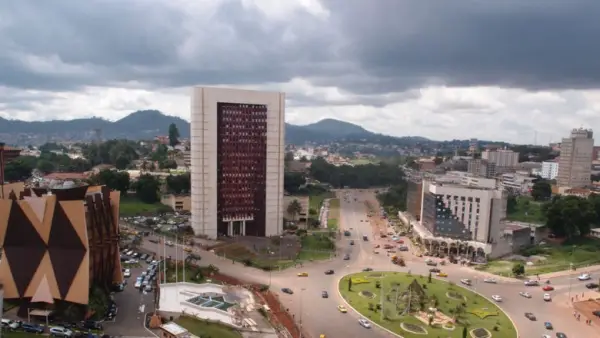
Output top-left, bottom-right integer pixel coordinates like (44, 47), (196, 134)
(123, 269), (131, 278)
(21, 323), (44, 333)
(80, 321), (102, 330)
(49, 326), (73, 337)
(1, 319), (20, 330)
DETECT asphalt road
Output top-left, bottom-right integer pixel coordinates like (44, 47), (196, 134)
(139, 190), (600, 338)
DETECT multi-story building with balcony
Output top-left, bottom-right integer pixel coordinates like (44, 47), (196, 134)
(190, 87), (285, 238)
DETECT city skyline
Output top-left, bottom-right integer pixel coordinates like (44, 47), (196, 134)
(1, 1), (600, 143)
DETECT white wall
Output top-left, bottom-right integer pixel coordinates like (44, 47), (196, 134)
(191, 87), (284, 238)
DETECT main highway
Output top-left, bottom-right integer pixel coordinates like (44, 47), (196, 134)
(142, 190), (600, 338)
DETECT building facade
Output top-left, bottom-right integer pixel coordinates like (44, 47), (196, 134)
(481, 148), (519, 170)
(541, 161), (559, 180)
(0, 184), (122, 316)
(557, 128), (594, 188)
(191, 87), (285, 238)
(406, 179), (423, 220)
(420, 180), (506, 243)
(467, 159), (496, 178)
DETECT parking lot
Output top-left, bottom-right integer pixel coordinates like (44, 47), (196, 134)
(103, 251), (158, 336)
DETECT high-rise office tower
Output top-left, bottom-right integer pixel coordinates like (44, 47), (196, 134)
(190, 87), (285, 239)
(557, 128), (594, 188)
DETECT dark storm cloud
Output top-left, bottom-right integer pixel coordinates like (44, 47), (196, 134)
(322, 0), (600, 93)
(1, 0), (600, 96)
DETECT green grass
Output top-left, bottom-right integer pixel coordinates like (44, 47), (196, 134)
(327, 198), (340, 230)
(176, 315), (242, 338)
(309, 192), (335, 214)
(297, 233), (335, 261)
(478, 237), (600, 276)
(507, 196), (545, 224)
(339, 272), (517, 338)
(119, 196), (173, 216)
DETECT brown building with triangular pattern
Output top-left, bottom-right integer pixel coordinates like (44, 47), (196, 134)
(0, 183), (123, 317)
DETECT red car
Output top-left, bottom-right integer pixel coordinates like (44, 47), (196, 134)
(542, 285), (554, 291)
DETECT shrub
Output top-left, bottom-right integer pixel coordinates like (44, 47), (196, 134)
(468, 309), (499, 319)
(351, 277), (371, 284)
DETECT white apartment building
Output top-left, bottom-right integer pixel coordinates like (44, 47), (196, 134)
(481, 148), (519, 168)
(541, 161), (559, 180)
(190, 87), (285, 239)
(498, 173), (535, 194)
(557, 128), (594, 188)
(420, 180), (506, 244)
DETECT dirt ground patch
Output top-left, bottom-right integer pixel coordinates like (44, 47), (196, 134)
(574, 298), (600, 323)
(213, 236), (301, 268)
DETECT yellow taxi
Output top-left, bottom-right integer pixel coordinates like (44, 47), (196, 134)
(437, 272), (448, 277)
(297, 272), (309, 277)
(337, 305), (348, 313)
(184, 247), (193, 253)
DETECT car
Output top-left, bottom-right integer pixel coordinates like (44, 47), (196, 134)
(483, 278), (497, 284)
(112, 282), (125, 292)
(321, 291), (328, 298)
(593, 310), (600, 317)
(524, 280), (539, 286)
(362, 268), (373, 272)
(134, 281), (142, 288)
(1, 319), (20, 330)
(578, 273), (591, 281)
(146, 256), (153, 263)
(80, 321), (102, 330)
(123, 269), (131, 278)
(460, 279), (472, 286)
(544, 321), (553, 330)
(437, 272), (448, 277)
(49, 326), (73, 337)
(358, 318), (371, 328)
(524, 312), (536, 321)
(337, 305), (347, 313)
(343, 254), (350, 260)
(556, 333), (567, 338)
(324, 270), (334, 275)
(184, 247), (192, 253)
(543, 293), (552, 301)
(586, 282), (599, 289)
(542, 285), (554, 291)
(282, 288), (294, 294)
(491, 295), (502, 302)
(21, 323), (44, 333)
(297, 272), (308, 277)
(145, 284), (153, 292)
(542, 335), (551, 338)
(519, 291), (532, 298)
(398, 246), (409, 251)
(140, 254), (148, 260)
(349, 240), (355, 245)
(429, 268), (441, 273)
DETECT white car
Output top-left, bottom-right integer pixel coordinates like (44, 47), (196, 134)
(49, 326), (73, 337)
(578, 273), (591, 281)
(483, 278), (497, 284)
(145, 284), (153, 292)
(491, 295), (502, 302)
(134, 281), (142, 288)
(123, 269), (131, 278)
(1, 319), (20, 330)
(524, 280), (539, 286)
(519, 291), (532, 298)
(460, 279), (472, 286)
(358, 318), (371, 328)
(543, 293), (552, 301)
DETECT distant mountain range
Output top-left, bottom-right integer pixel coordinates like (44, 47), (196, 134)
(0, 110), (428, 145)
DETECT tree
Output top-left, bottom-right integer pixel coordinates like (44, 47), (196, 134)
(89, 169), (131, 195)
(286, 199), (303, 222)
(545, 195), (596, 239)
(4, 157), (35, 182)
(428, 272), (432, 283)
(284, 172), (306, 194)
(36, 159), (55, 174)
(506, 194), (517, 214)
(115, 156), (131, 170)
(512, 262), (525, 276)
(133, 174), (161, 203)
(531, 180), (552, 201)
(168, 123), (180, 147)
(166, 174), (191, 194)
(159, 159), (178, 170)
(462, 326), (468, 338)
(348, 278), (352, 291)
(284, 151), (294, 162)
(309, 157), (406, 188)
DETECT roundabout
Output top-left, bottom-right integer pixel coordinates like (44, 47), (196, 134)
(339, 271), (517, 338)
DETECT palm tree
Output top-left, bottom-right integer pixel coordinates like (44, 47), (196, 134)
(287, 199), (302, 222)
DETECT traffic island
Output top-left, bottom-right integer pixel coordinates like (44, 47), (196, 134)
(339, 272), (516, 338)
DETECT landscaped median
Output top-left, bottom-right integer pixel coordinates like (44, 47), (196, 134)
(327, 198), (340, 230)
(338, 272), (517, 338)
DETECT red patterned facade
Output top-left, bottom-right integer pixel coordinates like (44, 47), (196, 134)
(217, 103), (268, 236)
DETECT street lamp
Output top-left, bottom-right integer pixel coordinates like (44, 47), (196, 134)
(567, 245), (577, 302)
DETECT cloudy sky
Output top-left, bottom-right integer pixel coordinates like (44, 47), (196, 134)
(1, 0), (600, 143)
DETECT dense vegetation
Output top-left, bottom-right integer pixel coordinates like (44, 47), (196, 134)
(308, 157), (406, 188)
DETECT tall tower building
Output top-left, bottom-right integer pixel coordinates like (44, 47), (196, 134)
(557, 128), (594, 188)
(190, 87), (285, 239)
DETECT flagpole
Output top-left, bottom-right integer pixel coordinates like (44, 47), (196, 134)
(163, 236), (167, 283)
(183, 236), (186, 283)
(175, 234), (178, 283)
(157, 237), (160, 285)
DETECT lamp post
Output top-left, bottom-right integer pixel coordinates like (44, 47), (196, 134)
(567, 245), (577, 302)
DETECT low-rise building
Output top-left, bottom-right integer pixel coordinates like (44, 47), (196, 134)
(161, 194), (191, 212)
(160, 322), (190, 338)
(283, 195), (309, 221)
